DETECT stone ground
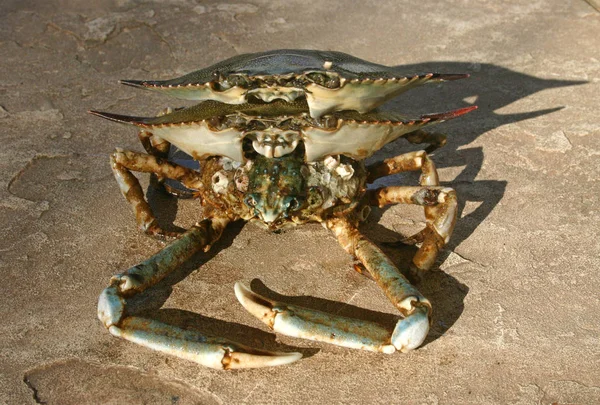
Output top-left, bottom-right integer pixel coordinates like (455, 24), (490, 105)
(1, 0), (599, 404)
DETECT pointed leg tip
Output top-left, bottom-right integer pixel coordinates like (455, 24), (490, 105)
(119, 79), (146, 88)
(233, 281), (270, 310)
(263, 351), (303, 367)
(422, 105), (478, 121)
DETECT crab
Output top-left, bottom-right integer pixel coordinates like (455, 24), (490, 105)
(92, 50), (476, 370)
(119, 49), (469, 119)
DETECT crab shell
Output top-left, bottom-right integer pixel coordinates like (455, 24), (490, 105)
(120, 50), (468, 118)
(91, 100), (476, 163)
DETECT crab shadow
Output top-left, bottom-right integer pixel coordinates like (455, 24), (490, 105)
(367, 62), (586, 250)
(140, 63), (585, 349)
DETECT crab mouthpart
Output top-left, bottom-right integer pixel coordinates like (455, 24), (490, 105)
(247, 87), (305, 103)
(246, 192), (303, 226)
(260, 207), (282, 223)
(247, 129), (302, 158)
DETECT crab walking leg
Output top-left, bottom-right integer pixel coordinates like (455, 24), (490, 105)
(98, 218), (302, 369)
(327, 217), (432, 351)
(235, 218), (431, 354)
(366, 149), (457, 271)
(138, 130), (170, 158)
(110, 149), (203, 237)
(368, 186), (458, 271)
(404, 130), (447, 153)
(137, 112), (171, 185)
(366, 150), (439, 185)
(137, 108), (177, 158)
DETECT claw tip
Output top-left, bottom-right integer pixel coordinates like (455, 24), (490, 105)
(226, 350), (303, 369)
(234, 282), (278, 328)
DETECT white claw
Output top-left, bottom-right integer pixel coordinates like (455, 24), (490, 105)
(235, 282), (400, 353)
(110, 316), (302, 369)
(234, 282), (278, 327)
(225, 350), (303, 369)
(390, 306), (430, 352)
(97, 286), (125, 327)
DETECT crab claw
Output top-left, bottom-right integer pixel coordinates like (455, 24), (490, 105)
(104, 316), (302, 369)
(98, 284), (302, 369)
(96, 221), (303, 369)
(234, 282), (398, 353)
(97, 280), (302, 369)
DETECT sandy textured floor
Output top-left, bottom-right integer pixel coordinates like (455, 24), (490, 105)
(1, 1), (599, 404)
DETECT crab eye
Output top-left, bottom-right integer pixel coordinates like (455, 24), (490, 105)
(244, 194), (258, 207)
(285, 197), (300, 211)
(207, 116), (224, 131)
(320, 116), (338, 129)
(227, 74), (250, 87)
(307, 72), (327, 86)
(306, 72), (340, 89)
(324, 75), (340, 88)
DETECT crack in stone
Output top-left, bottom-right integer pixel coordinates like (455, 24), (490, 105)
(7, 159), (36, 196)
(212, 33), (240, 53)
(46, 21), (84, 44)
(22, 359), (220, 404)
(453, 251), (487, 267)
(135, 20), (176, 60)
(23, 375), (46, 405)
(7, 154), (73, 198)
(583, 0), (600, 12)
(439, 250), (487, 272)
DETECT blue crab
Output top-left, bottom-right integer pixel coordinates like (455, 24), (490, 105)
(92, 50), (476, 369)
(119, 49), (468, 119)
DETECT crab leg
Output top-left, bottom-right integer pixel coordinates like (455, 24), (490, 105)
(110, 149), (204, 238)
(366, 149), (439, 185)
(368, 185), (457, 271)
(138, 130), (170, 158)
(98, 218), (302, 369)
(366, 150), (457, 271)
(134, 107), (177, 158)
(235, 217), (431, 354)
(137, 109), (175, 185)
(404, 129), (447, 153)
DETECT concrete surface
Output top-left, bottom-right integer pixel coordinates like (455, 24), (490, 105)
(1, 1), (599, 404)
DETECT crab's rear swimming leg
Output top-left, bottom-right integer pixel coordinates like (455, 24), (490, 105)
(98, 218), (303, 369)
